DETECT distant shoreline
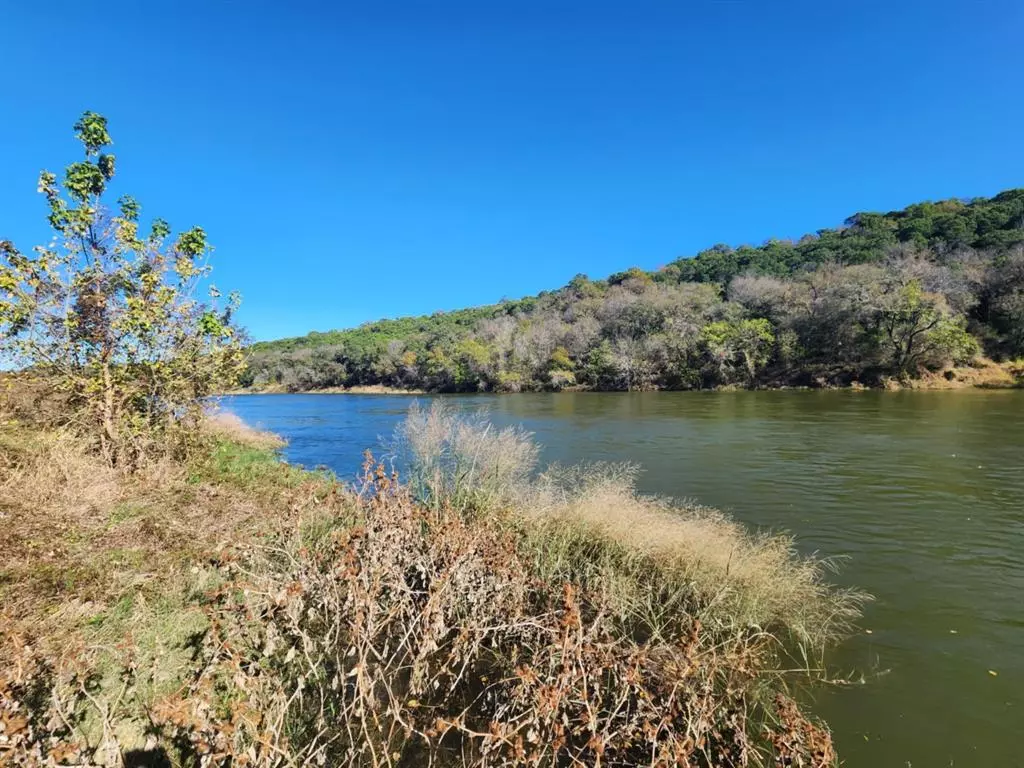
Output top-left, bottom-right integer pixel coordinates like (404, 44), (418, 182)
(225, 361), (1023, 396)
(222, 383), (428, 396)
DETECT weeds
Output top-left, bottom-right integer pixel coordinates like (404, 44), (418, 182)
(523, 463), (863, 649)
(203, 411), (287, 452)
(0, 405), (862, 766)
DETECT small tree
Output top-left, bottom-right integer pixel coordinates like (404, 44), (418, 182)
(873, 279), (977, 376)
(0, 112), (244, 466)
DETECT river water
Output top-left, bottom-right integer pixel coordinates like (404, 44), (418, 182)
(224, 390), (1024, 767)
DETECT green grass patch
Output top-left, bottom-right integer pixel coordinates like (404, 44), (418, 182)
(189, 438), (300, 486)
(107, 502), (148, 526)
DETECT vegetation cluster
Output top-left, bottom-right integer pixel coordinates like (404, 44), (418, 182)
(1, 398), (862, 767)
(246, 190), (1024, 392)
(0, 113), (243, 467)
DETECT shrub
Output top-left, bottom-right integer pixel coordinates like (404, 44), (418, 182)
(160, 454), (853, 767)
(701, 318), (776, 385)
(548, 368), (576, 390)
(0, 113), (244, 467)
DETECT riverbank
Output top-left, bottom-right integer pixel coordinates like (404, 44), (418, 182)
(0, 406), (860, 767)
(231, 359), (1024, 396)
(222, 383), (428, 395)
(884, 358), (1024, 389)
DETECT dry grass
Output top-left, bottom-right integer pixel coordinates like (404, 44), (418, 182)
(203, 409), (287, 450)
(0, 403), (860, 767)
(0, 416), (340, 764)
(397, 402), (864, 648)
(524, 464), (863, 647)
(392, 401), (539, 513)
(0, 416), (318, 644)
(145, 459), (842, 767)
(881, 357), (1024, 389)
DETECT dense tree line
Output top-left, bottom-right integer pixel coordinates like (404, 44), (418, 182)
(243, 189), (1024, 391)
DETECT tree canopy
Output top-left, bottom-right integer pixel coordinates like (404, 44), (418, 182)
(245, 189), (1024, 392)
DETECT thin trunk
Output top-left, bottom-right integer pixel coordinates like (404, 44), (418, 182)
(101, 356), (119, 466)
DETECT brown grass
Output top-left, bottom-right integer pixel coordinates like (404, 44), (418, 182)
(0, 404), (860, 767)
(882, 357), (1024, 389)
(397, 402), (863, 648)
(0, 417), (316, 646)
(393, 401), (540, 512)
(524, 464), (862, 647)
(0, 416), (339, 763)
(204, 409), (287, 450)
(147, 459), (844, 767)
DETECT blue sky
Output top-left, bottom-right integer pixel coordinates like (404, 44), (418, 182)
(2, 0), (1022, 341)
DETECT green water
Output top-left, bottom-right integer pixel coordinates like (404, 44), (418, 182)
(227, 390), (1024, 766)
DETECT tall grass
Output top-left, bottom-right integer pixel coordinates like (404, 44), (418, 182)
(392, 400), (538, 513)
(525, 464), (862, 650)
(1, 403), (863, 767)
(203, 410), (287, 451)
(397, 401), (863, 649)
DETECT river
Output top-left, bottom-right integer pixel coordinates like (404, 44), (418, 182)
(224, 390), (1024, 767)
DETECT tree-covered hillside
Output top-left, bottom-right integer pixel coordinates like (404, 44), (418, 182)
(244, 189), (1024, 391)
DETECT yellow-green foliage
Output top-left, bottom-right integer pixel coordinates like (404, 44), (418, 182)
(0, 113), (244, 468)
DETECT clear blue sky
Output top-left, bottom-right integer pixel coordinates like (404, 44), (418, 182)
(2, 1), (1022, 341)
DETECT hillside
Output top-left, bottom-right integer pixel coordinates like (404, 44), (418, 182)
(244, 189), (1024, 391)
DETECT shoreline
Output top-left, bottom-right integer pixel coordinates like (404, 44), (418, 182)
(226, 361), (1023, 396)
(1, 409), (858, 765)
(222, 383), (428, 396)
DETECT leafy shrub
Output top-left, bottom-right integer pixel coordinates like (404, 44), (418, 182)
(0, 113), (243, 467)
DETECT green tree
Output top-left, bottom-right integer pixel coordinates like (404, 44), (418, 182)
(701, 318), (775, 384)
(548, 345), (573, 372)
(0, 112), (244, 466)
(873, 280), (977, 376)
(454, 338), (494, 390)
(566, 273), (601, 299)
(607, 266), (653, 289)
(581, 340), (623, 389)
(424, 346), (457, 391)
